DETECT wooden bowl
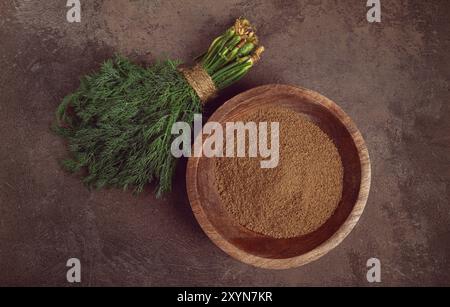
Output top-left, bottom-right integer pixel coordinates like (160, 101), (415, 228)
(186, 84), (371, 269)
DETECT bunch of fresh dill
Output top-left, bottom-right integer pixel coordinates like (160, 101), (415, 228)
(55, 18), (264, 196)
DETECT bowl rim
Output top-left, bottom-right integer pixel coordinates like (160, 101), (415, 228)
(186, 84), (371, 269)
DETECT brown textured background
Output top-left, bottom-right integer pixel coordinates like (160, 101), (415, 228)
(0, 0), (449, 286)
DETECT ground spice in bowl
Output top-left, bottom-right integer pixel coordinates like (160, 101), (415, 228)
(214, 107), (344, 238)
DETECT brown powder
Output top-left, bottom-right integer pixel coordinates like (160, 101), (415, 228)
(214, 107), (344, 238)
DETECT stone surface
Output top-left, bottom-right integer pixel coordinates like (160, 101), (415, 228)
(0, 0), (449, 286)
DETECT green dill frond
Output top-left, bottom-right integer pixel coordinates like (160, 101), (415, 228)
(56, 56), (201, 196)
